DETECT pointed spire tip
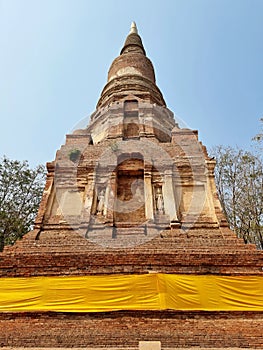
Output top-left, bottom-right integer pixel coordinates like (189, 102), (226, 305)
(129, 21), (138, 34)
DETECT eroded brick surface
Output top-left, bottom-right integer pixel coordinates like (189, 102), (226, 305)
(0, 311), (263, 348)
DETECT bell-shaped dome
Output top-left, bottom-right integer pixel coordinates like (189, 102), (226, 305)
(97, 22), (166, 108)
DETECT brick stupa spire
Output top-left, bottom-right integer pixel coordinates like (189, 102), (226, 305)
(97, 22), (165, 108)
(0, 23), (263, 349)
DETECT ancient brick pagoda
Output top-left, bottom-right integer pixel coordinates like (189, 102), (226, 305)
(1, 22), (263, 349)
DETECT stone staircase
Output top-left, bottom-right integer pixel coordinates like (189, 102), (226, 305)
(113, 223), (147, 237)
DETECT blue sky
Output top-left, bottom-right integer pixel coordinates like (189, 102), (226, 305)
(1, 0), (263, 166)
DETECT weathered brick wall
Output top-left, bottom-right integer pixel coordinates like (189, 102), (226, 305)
(0, 311), (263, 348)
(1, 228), (263, 277)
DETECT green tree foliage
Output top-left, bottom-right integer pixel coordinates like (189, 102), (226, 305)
(211, 146), (263, 249)
(0, 156), (45, 251)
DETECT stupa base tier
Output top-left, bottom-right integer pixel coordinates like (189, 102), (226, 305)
(0, 310), (262, 348)
(1, 228), (262, 277)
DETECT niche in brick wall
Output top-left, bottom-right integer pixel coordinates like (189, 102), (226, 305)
(123, 100), (139, 139)
(114, 153), (145, 224)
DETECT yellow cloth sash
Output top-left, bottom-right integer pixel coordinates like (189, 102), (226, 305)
(0, 274), (263, 312)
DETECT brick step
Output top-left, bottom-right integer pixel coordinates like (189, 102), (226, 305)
(8, 238), (255, 249)
(10, 236), (248, 245)
(114, 221), (146, 228)
(5, 240), (257, 253)
(114, 227), (146, 236)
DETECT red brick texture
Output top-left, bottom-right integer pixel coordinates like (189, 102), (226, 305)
(0, 311), (263, 348)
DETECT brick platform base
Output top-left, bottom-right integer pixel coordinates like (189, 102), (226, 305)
(0, 348), (260, 350)
(0, 311), (262, 348)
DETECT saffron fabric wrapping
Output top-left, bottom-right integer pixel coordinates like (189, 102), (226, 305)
(0, 274), (262, 312)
